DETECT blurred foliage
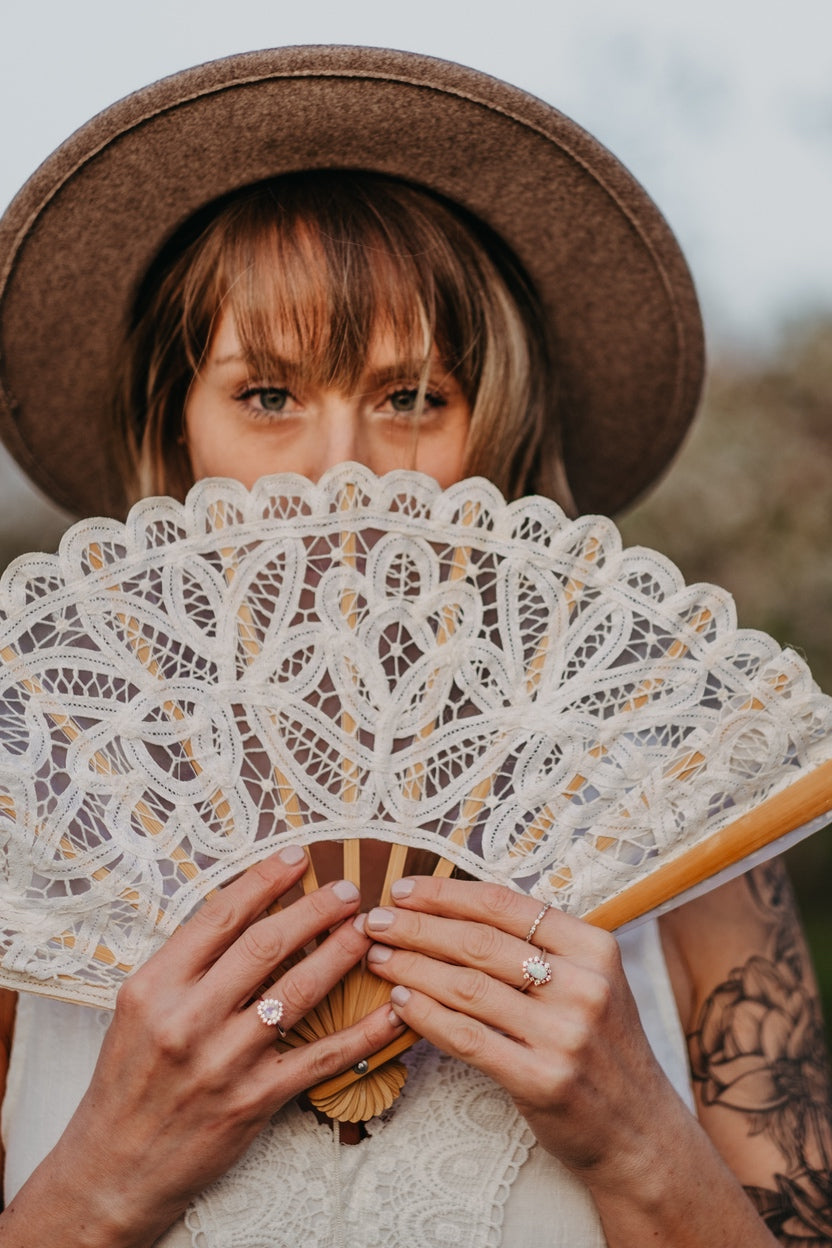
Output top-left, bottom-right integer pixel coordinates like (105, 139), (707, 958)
(620, 318), (832, 1021)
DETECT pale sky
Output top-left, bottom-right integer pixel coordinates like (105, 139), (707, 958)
(1, 0), (831, 534)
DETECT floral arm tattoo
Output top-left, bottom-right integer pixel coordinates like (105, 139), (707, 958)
(687, 860), (832, 1246)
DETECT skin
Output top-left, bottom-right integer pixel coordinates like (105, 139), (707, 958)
(1, 308), (828, 1246)
(184, 313), (471, 488)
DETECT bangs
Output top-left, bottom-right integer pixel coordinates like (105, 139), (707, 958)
(192, 174), (485, 396)
(119, 170), (561, 511)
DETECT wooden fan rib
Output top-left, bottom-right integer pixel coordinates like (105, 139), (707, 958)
(584, 756), (832, 931)
(301, 501), (482, 1120)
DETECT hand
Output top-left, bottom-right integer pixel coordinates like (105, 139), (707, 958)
(363, 876), (687, 1197)
(39, 847), (406, 1247)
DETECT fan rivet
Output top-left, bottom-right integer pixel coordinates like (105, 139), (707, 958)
(353, 1059), (369, 1075)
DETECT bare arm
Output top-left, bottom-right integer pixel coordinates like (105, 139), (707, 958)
(661, 859), (832, 1245)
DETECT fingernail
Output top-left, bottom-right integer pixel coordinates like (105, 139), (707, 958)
(388, 1009), (404, 1026)
(332, 879), (360, 903)
(367, 944), (392, 964)
(391, 878), (414, 900)
(367, 907), (394, 931)
(353, 913), (367, 934)
(390, 985), (411, 1007)
(279, 844), (306, 865)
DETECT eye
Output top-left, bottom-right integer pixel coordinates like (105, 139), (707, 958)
(236, 385), (293, 417)
(385, 388), (447, 415)
(255, 388), (290, 413)
(388, 388), (420, 414)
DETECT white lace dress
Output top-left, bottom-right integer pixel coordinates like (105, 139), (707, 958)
(2, 919), (693, 1248)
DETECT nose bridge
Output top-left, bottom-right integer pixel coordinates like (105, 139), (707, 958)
(315, 398), (362, 475)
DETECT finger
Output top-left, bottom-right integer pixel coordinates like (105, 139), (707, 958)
(250, 1002), (409, 1107)
(365, 905), (548, 991)
(388, 876), (614, 960)
(203, 878), (363, 1009)
(144, 847), (311, 983)
(242, 905), (374, 1029)
(385, 985), (534, 1094)
(366, 942), (535, 1038)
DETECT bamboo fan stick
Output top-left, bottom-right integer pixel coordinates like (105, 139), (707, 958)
(583, 756), (832, 931)
(88, 542), (216, 877)
(332, 488), (369, 1037)
(215, 542), (312, 892)
(437, 588), (554, 875)
(338, 485), (362, 882)
(304, 502), (485, 1109)
(509, 602), (718, 866)
(396, 501), (481, 893)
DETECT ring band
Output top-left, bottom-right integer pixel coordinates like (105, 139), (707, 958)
(257, 997), (286, 1033)
(520, 954), (552, 990)
(525, 902), (552, 944)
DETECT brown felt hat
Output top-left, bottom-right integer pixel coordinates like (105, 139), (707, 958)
(0, 45), (704, 519)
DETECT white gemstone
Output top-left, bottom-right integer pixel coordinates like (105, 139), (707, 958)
(257, 998), (284, 1026)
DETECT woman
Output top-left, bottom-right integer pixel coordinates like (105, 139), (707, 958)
(0, 46), (829, 1248)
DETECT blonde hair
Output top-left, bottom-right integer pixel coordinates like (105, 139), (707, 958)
(116, 172), (574, 509)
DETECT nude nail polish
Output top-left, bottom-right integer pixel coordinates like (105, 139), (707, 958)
(390, 878), (414, 900)
(279, 844), (306, 865)
(332, 879), (360, 902)
(366, 907), (394, 930)
(367, 944), (393, 963)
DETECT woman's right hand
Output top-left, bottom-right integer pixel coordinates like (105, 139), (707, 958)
(1, 845), (404, 1248)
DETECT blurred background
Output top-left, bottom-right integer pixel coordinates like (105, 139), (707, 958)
(2, 0), (831, 1012)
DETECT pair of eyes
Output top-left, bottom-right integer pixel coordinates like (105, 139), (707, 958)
(239, 385), (445, 417)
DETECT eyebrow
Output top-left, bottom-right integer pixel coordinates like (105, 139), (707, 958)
(208, 351), (436, 392)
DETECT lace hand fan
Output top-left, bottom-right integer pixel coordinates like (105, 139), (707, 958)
(2, 464), (832, 1121)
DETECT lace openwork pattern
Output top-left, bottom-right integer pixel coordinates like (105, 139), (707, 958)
(1, 465), (831, 1006)
(180, 1042), (535, 1248)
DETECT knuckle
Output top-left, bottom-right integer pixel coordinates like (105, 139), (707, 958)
(305, 1035), (348, 1084)
(479, 883), (523, 925)
(329, 919), (363, 957)
(402, 910), (424, 941)
(307, 887), (338, 923)
(538, 1060), (574, 1105)
(560, 1016), (593, 1061)
(448, 1019), (488, 1062)
(237, 921), (284, 968)
(279, 964), (320, 1017)
(247, 857), (282, 890)
(460, 922), (502, 964)
(581, 970), (613, 1021)
(115, 973), (148, 1020)
(455, 967), (492, 1009)
(147, 1013), (194, 1061)
(191, 894), (238, 937)
(591, 930), (622, 973)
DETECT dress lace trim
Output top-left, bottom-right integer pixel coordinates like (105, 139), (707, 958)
(181, 1042), (535, 1248)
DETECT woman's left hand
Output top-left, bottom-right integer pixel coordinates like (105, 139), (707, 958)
(362, 875), (685, 1193)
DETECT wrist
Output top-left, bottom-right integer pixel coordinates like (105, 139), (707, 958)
(580, 1107), (777, 1248)
(2, 1137), (175, 1248)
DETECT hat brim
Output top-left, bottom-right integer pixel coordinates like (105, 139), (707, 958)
(0, 45), (704, 518)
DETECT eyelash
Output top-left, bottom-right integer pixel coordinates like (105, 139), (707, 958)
(235, 385), (448, 419)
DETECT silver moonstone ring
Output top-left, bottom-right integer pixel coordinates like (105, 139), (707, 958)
(256, 997), (285, 1028)
(520, 954), (552, 990)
